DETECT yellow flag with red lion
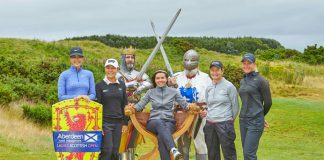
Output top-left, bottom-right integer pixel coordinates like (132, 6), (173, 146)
(52, 99), (102, 160)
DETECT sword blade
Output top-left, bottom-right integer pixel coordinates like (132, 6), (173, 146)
(150, 20), (174, 76)
(136, 8), (181, 80)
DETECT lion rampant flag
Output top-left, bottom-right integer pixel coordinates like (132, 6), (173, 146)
(52, 99), (102, 160)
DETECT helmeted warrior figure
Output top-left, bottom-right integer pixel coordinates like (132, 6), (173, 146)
(117, 46), (152, 160)
(170, 49), (212, 160)
(118, 46), (152, 102)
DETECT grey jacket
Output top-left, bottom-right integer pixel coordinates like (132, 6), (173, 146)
(206, 77), (239, 122)
(239, 71), (272, 118)
(135, 85), (188, 121)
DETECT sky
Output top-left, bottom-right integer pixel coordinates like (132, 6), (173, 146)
(0, 0), (323, 51)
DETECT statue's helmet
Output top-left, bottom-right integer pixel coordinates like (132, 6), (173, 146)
(120, 46), (136, 71)
(183, 49), (199, 70)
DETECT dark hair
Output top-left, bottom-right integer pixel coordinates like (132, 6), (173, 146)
(151, 70), (169, 87)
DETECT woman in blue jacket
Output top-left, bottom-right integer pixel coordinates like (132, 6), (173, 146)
(58, 47), (96, 102)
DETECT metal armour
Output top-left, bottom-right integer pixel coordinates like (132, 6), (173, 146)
(183, 49), (199, 70)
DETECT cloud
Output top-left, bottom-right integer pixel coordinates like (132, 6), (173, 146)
(0, 0), (323, 51)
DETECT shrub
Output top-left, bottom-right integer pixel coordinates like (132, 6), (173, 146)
(46, 84), (58, 105)
(1, 76), (46, 102)
(301, 45), (324, 65)
(22, 104), (52, 126)
(0, 84), (19, 106)
(223, 64), (243, 89)
(0, 56), (29, 77)
(260, 63), (305, 85)
(255, 48), (301, 61)
(283, 69), (305, 85)
(258, 62), (270, 77)
(30, 61), (68, 84)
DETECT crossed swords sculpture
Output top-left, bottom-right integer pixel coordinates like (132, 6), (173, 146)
(136, 8), (181, 80)
(118, 9), (179, 83)
(150, 20), (174, 76)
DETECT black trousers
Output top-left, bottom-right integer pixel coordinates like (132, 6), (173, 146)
(204, 120), (237, 160)
(240, 115), (264, 160)
(99, 119), (123, 160)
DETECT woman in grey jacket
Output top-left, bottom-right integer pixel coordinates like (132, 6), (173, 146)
(200, 60), (239, 160)
(125, 70), (197, 160)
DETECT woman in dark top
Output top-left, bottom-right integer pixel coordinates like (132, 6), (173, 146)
(96, 58), (128, 160)
(238, 53), (272, 160)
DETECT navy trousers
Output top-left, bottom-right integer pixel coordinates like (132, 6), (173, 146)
(147, 119), (176, 160)
(99, 119), (123, 160)
(204, 120), (237, 160)
(239, 115), (264, 160)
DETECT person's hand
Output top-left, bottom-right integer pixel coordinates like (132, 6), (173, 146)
(122, 125), (128, 133)
(168, 77), (178, 87)
(124, 103), (136, 116)
(82, 96), (91, 102)
(264, 119), (270, 128)
(74, 96), (80, 102)
(188, 103), (200, 114)
(74, 95), (91, 102)
(199, 110), (207, 118)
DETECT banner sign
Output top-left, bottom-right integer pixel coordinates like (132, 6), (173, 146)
(53, 131), (102, 152)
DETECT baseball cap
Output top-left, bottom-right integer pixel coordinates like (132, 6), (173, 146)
(70, 47), (83, 57)
(210, 60), (223, 69)
(241, 53), (256, 63)
(105, 58), (119, 68)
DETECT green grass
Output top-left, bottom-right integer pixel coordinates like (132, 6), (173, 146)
(250, 98), (324, 160)
(0, 98), (323, 160)
(139, 98), (324, 160)
(0, 136), (54, 160)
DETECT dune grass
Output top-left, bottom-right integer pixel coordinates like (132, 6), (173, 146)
(1, 38), (323, 159)
(1, 38), (323, 100)
(0, 107), (54, 160)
